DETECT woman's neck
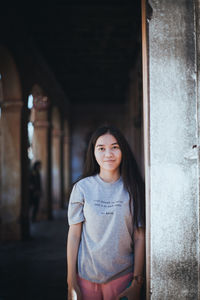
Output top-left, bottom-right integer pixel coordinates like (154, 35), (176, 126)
(99, 169), (120, 183)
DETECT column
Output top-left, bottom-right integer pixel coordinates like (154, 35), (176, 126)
(32, 97), (49, 220)
(144, 1), (199, 299)
(52, 107), (61, 210)
(0, 101), (23, 240)
(63, 120), (71, 206)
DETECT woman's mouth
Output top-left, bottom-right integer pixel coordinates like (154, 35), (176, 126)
(104, 160), (115, 162)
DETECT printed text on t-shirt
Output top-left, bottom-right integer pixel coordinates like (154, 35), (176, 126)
(94, 199), (123, 215)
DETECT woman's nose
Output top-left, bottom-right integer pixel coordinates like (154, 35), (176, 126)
(105, 149), (113, 157)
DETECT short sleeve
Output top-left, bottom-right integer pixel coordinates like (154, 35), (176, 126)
(67, 183), (85, 225)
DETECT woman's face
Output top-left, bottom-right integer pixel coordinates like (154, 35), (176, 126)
(94, 133), (122, 173)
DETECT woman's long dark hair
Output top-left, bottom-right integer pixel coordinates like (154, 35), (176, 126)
(75, 124), (145, 229)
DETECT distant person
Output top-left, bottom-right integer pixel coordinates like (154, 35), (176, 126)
(67, 125), (145, 300)
(29, 160), (42, 222)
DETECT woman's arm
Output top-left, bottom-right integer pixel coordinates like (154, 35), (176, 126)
(67, 223), (83, 300)
(132, 227), (145, 281)
(117, 227), (145, 300)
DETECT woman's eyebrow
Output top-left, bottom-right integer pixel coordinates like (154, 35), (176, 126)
(96, 142), (119, 147)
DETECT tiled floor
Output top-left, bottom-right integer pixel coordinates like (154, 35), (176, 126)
(0, 209), (69, 300)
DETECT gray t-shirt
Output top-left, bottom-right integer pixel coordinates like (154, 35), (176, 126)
(67, 174), (134, 283)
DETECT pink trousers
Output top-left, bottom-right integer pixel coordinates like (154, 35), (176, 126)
(77, 272), (133, 300)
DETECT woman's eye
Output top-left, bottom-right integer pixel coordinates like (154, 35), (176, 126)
(112, 146), (119, 149)
(99, 147), (104, 151)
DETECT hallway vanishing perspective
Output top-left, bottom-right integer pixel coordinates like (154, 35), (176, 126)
(1, 0), (200, 299)
(0, 0), (143, 239)
(0, 1), (144, 300)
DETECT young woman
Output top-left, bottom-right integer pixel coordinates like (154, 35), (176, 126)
(67, 125), (145, 300)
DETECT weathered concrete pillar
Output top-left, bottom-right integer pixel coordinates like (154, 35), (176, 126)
(32, 104), (49, 220)
(144, 1), (199, 299)
(0, 101), (23, 239)
(52, 107), (61, 210)
(195, 1), (200, 298)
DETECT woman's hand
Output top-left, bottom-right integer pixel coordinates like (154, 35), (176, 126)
(117, 282), (141, 300)
(67, 282), (82, 300)
(67, 224), (83, 300)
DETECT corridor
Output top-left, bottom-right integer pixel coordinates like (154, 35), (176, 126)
(0, 2), (144, 299)
(1, 0), (200, 298)
(0, 209), (68, 300)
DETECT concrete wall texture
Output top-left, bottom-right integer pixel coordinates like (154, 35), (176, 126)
(147, 0), (199, 299)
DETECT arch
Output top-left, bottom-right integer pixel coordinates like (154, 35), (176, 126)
(0, 46), (22, 102)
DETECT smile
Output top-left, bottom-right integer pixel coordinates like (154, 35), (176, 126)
(104, 160), (115, 162)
